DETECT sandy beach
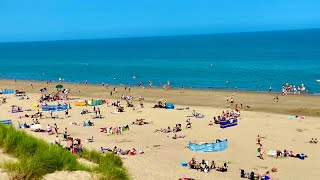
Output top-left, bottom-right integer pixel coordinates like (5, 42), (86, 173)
(1, 79), (320, 180)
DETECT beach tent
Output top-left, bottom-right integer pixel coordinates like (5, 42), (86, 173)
(220, 119), (238, 129)
(42, 105), (68, 111)
(88, 99), (103, 106)
(165, 103), (174, 109)
(75, 100), (86, 106)
(189, 139), (228, 152)
(75, 102), (86, 106)
(1, 89), (14, 94)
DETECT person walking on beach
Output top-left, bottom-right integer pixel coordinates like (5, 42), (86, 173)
(49, 110), (53, 118)
(110, 91), (113, 96)
(256, 135), (261, 145)
(54, 123), (59, 135)
(240, 101), (243, 108)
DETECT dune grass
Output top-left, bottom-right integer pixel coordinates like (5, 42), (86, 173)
(0, 124), (129, 180)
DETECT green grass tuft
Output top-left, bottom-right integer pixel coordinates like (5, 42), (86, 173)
(0, 124), (130, 180)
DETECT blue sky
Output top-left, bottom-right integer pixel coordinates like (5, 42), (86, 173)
(1, 0), (320, 42)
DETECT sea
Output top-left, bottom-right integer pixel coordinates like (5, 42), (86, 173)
(0, 29), (319, 93)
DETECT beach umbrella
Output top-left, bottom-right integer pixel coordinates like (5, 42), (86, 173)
(31, 124), (42, 129)
(56, 84), (63, 90)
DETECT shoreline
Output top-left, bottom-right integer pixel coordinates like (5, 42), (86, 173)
(1, 78), (318, 96)
(1, 78), (320, 117)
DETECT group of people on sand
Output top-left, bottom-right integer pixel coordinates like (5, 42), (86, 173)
(99, 146), (142, 156)
(282, 83), (307, 95)
(191, 110), (204, 118)
(189, 158), (228, 173)
(132, 119), (152, 125)
(213, 108), (240, 124)
(154, 123), (185, 133)
(39, 89), (70, 103)
(153, 100), (167, 108)
(256, 135), (265, 160)
(241, 169), (273, 180)
(66, 136), (83, 154)
(275, 149), (308, 159)
(100, 125), (130, 135)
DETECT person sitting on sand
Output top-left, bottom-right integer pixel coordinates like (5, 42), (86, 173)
(113, 146), (118, 154)
(87, 120), (94, 126)
(213, 117), (219, 124)
(164, 126), (172, 133)
(172, 134), (186, 139)
(173, 124), (182, 132)
(189, 158), (197, 169)
(46, 124), (53, 135)
(216, 163), (228, 172)
(63, 128), (68, 139)
(208, 120), (213, 126)
(132, 119), (152, 125)
(210, 160), (216, 170)
(55, 135), (61, 145)
(186, 121), (192, 129)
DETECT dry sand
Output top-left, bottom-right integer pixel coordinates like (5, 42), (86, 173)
(1, 79), (320, 180)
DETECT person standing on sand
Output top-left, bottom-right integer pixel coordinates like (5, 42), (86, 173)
(54, 123), (59, 135)
(259, 144), (264, 160)
(240, 101), (243, 108)
(256, 135), (261, 145)
(30, 83), (33, 89)
(98, 108), (101, 116)
(49, 110), (53, 118)
(110, 91), (113, 96)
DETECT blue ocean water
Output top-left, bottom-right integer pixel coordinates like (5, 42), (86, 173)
(0, 29), (320, 93)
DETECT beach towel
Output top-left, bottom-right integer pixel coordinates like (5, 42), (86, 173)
(267, 150), (277, 156)
(180, 161), (188, 166)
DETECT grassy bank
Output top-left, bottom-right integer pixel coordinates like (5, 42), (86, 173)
(0, 124), (129, 180)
